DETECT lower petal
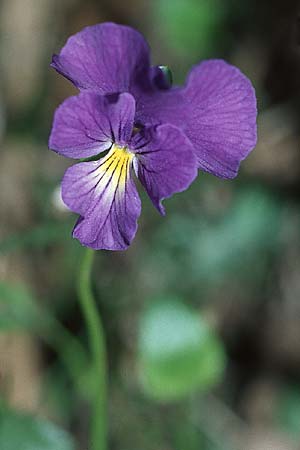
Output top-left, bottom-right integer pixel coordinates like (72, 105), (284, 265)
(62, 145), (141, 250)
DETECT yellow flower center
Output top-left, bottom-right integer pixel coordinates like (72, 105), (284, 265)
(97, 144), (134, 192)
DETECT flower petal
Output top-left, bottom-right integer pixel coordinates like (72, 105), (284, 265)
(107, 93), (136, 145)
(62, 145), (141, 250)
(136, 60), (257, 179)
(49, 92), (135, 158)
(51, 22), (151, 94)
(182, 60), (257, 178)
(132, 125), (198, 214)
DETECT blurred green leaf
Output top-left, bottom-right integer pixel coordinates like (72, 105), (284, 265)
(138, 297), (226, 401)
(0, 410), (75, 450)
(0, 282), (41, 331)
(43, 370), (71, 423)
(149, 188), (282, 291)
(173, 421), (202, 450)
(276, 385), (300, 439)
(191, 188), (281, 280)
(0, 282), (89, 396)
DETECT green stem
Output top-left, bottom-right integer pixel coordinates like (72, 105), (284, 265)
(78, 248), (107, 450)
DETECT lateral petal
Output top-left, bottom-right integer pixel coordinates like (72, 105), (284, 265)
(49, 92), (135, 158)
(132, 125), (198, 214)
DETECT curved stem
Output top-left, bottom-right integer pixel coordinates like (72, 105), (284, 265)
(78, 248), (107, 450)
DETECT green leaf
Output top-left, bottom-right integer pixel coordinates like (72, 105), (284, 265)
(0, 282), (41, 331)
(0, 410), (75, 450)
(138, 297), (226, 401)
(276, 385), (300, 439)
(0, 282), (90, 397)
(191, 188), (281, 280)
(150, 187), (282, 290)
(173, 422), (203, 450)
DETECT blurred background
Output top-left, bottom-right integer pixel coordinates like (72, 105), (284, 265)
(1, 0), (300, 449)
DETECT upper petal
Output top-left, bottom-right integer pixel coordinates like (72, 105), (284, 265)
(132, 124), (198, 214)
(182, 60), (257, 178)
(62, 145), (141, 250)
(49, 92), (135, 158)
(51, 22), (151, 94)
(135, 60), (257, 179)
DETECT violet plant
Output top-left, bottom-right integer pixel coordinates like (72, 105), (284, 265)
(49, 22), (257, 450)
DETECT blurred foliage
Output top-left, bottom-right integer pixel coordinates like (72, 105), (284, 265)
(155, 0), (228, 62)
(0, 410), (75, 450)
(0, 282), (41, 332)
(141, 185), (283, 299)
(0, 282), (91, 399)
(1, 0), (300, 449)
(0, 222), (72, 255)
(276, 385), (300, 440)
(138, 297), (225, 400)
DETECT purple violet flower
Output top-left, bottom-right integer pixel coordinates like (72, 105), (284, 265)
(49, 22), (257, 250)
(50, 93), (197, 250)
